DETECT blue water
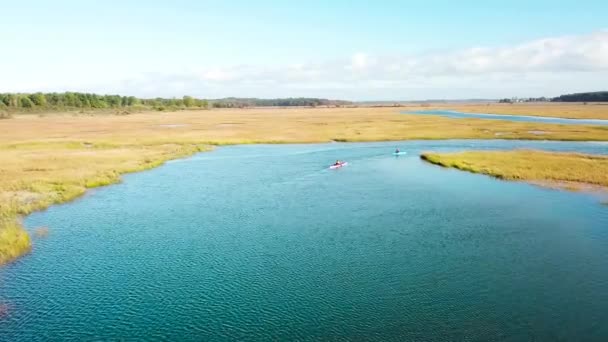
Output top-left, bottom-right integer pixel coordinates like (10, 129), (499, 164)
(405, 109), (608, 126)
(1, 140), (608, 341)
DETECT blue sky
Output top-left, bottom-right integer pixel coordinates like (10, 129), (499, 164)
(2, 0), (607, 100)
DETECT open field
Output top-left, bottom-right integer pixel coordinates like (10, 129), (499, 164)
(421, 150), (608, 193)
(1, 104), (608, 264)
(450, 103), (608, 119)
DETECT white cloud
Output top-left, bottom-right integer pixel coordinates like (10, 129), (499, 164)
(202, 69), (238, 82)
(348, 53), (376, 71)
(8, 30), (608, 100)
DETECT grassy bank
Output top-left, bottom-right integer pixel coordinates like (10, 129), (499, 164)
(1, 105), (608, 264)
(0, 220), (31, 264)
(420, 150), (608, 192)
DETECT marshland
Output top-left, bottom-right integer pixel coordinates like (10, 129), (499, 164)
(1, 102), (608, 262)
(3, 0), (608, 339)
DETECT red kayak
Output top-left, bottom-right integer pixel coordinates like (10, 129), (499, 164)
(329, 162), (348, 169)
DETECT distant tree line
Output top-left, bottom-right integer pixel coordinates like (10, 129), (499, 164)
(210, 97), (352, 108)
(497, 92), (608, 104)
(551, 91), (608, 102)
(0, 93), (352, 114)
(0, 92), (210, 112)
(498, 97), (549, 103)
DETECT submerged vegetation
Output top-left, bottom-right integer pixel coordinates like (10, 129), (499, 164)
(1, 104), (608, 264)
(421, 150), (608, 192)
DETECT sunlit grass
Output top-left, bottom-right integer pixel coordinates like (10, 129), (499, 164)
(0, 219), (31, 265)
(421, 150), (608, 192)
(3, 106), (608, 145)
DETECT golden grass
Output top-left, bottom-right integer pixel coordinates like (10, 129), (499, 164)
(1, 105), (608, 264)
(451, 103), (608, 119)
(0, 219), (31, 264)
(3, 106), (608, 146)
(421, 150), (608, 192)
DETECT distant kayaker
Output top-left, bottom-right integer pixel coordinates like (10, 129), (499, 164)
(334, 160), (342, 165)
(395, 148), (400, 153)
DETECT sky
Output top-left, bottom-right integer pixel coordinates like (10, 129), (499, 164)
(2, 0), (607, 100)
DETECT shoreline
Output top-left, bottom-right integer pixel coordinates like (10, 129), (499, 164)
(0, 143), (211, 265)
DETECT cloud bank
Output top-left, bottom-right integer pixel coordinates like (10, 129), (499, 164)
(16, 30), (608, 100)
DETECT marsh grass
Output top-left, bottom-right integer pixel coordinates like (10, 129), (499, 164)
(1, 105), (608, 264)
(0, 219), (31, 264)
(421, 150), (608, 192)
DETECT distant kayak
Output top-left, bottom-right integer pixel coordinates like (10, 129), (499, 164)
(393, 152), (407, 155)
(329, 162), (348, 169)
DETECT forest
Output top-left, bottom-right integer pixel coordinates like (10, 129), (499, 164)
(552, 91), (608, 102)
(0, 92), (208, 112)
(0, 92), (351, 114)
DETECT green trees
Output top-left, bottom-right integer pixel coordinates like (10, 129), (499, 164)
(208, 97), (351, 108)
(0, 101), (8, 118)
(552, 91), (608, 102)
(2, 94), (20, 107)
(20, 97), (35, 108)
(0, 92), (350, 113)
(127, 96), (140, 106)
(183, 95), (195, 107)
(30, 93), (47, 106)
(0, 92), (212, 112)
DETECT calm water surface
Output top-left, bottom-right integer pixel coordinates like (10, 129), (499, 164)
(405, 109), (608, 125)
(1, 140), (608, 341)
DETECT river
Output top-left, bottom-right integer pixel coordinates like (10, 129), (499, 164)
(404, 109), (608, 126)
(1, 140), (607, 341)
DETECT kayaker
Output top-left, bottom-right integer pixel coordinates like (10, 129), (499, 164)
(334, 160), (342, 165)
(395, 148), (400, 153)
